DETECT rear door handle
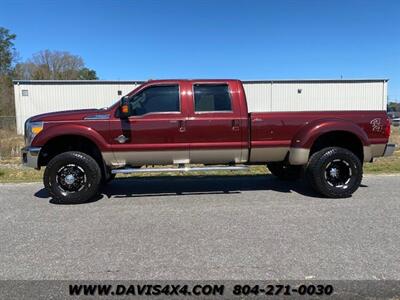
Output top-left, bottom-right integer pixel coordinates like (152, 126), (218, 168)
(232, 119), (240, 131)
(178, 120), (186, 132)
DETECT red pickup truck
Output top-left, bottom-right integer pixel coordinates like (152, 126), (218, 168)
(22, 79), (395, 202)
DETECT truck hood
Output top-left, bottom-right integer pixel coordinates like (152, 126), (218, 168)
(29, 108), (111, 122)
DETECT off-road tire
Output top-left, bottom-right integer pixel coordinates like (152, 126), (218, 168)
(44, 151), (101, 203)
(267, 162), (303, 180)
(306, 147), (362, 198)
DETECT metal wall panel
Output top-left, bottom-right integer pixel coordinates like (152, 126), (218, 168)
(242, 82), (272, 112)
(269, 81), (385, 112)
(14, 82), (140, 134)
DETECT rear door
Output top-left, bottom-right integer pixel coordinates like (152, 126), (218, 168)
(186, 81), (248, 164)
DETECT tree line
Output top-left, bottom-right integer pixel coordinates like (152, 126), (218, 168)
(0, 27), (98, 116)
(388, 102), (400, 112)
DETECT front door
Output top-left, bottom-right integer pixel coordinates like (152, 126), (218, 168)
(109, 82), (190, 166)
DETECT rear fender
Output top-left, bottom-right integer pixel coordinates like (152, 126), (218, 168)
(288, 119), (370, 165)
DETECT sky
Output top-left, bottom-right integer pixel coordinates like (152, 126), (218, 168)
(1, 0), (400, 100)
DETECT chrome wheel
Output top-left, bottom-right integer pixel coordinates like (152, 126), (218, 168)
(56, 164), (87, 194)
(324, 159), (352, 188)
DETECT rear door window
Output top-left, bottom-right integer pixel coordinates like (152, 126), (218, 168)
(194, 84), (232, 112)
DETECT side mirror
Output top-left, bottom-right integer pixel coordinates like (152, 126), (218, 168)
(119, 96), (131, 118)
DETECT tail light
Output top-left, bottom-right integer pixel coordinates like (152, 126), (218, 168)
(384, 117), (391, 139)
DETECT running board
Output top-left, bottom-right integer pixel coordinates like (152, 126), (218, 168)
(111, 165), (249, 174)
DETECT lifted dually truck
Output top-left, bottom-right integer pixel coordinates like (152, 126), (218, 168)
(22, 79), (396, 203)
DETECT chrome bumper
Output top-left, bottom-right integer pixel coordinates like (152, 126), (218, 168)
(383, 144), (396, 157)
(21, 147), (41, 169)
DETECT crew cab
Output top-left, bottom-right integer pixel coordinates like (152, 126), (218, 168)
(22, 79), (396, 202)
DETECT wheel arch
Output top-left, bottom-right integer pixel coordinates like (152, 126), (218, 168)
(289, 119), (370, 165)
(32, 124), (109, 150)
(38, 134), (107, 178)
(309, 130), (364, 161)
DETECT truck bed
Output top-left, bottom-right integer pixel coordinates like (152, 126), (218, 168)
(249, 110), (389, 163)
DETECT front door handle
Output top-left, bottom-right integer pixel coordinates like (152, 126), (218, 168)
(232, 119), (240, 131)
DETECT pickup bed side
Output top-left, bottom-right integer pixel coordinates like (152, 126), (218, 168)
(249, 111), (390, 165)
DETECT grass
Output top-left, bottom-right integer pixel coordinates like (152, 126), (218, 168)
(0, 127), (399, 183)
(0, 165), (43, 183)
(364, 150), (400, 173)
(389, 125), (400, 145)
(0, 128), (24, 159)
(363, 126), (400, 174)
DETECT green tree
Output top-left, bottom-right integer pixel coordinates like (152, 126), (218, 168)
(78, 67), (98, 80)
(0, 27), (16, 76)
(387, 101), (400, 112)
(0, 27), (17, 116)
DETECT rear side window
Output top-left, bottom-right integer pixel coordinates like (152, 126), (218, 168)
(129, 85), (180, 116)
(194, 84), (232, 112)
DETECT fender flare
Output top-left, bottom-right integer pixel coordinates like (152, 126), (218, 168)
(288, 118), (370, 165)
(32, 124), (111, 151)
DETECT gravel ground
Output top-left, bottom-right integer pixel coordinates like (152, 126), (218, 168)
(0, 174), (399, 280)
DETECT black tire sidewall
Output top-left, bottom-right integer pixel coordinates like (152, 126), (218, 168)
(44, 151), (101, 203)
(308, 147), (362, 198)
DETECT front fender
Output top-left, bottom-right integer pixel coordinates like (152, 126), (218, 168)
(31, 124), (110, 151)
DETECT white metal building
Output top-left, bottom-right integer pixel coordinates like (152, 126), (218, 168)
(13, 79), (388, 134)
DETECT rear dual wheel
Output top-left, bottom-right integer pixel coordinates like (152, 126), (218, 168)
(267, 147), (362, 198)
(306, 147), (362, 198)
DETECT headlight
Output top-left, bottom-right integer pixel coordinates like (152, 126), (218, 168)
(25, 120), (43, 145)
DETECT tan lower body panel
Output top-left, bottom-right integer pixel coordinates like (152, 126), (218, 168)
(288, 148), (310, 165)
(103, 149), (248, 167)
(251, 147), (309, 165)
(363, 144), (386, 162)
(102, 152), (117, 166)
(249, 147), (289, 163)
(370, 144), (386, 157)
(103, 144), (388, 167)
(103, 150), (188, 167)
(190, 149), (247, 164)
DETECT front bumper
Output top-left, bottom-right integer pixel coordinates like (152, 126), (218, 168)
(383, 144), (396, 157)
(21, 147), (41, 169)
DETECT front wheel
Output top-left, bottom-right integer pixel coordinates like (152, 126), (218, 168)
(306, 147), (362, 198)
(44, 151), (101, 203)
